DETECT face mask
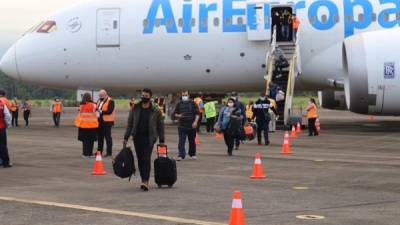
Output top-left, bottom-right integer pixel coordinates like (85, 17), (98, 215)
(182, 96), (189, 101)
(260, 97), (266, 101)
(228, 103), (234, 107)
(141, 97), (150, 103)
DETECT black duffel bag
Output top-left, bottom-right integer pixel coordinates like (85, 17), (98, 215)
(113, 145), (136, 181)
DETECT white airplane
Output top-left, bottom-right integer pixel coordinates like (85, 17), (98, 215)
(0, 0), (400, 116)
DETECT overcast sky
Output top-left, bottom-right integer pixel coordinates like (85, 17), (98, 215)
(0, 0), (87, 57)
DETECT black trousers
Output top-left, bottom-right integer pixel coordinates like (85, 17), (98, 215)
(206, 117), (215, 133)
(98, 122), (113, 155)
(0, 129), (10, 166)
(23, 110), (30, 126)
(223, 130), (235, 154)
(11, 111), (18, 127)
(134, 139), (154, 182)
(308, 118), (318, 136)
(82, 140), (94, 156)
(53, 113), (61, 127)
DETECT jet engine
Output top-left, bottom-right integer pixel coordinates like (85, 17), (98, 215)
(318, 90), (347, 110)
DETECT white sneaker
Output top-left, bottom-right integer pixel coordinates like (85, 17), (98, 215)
(177, 157), (183, 161)
(190, 156), (197, 160)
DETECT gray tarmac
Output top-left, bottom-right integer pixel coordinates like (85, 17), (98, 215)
(0, 107), (399, 225)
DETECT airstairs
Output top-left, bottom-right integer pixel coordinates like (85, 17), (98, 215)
(265, 26), (299, 129)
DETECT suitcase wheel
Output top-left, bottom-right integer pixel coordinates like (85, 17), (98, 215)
(168, 184), (173, 188)
(158, 185), (162, 188)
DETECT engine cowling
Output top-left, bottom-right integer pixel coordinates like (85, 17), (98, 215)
(318, 90), (347, 110)
(343, 28), (400, 115)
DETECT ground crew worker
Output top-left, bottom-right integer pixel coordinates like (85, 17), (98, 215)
(76, 93), (99, 158)
(51, 98), (63, 127)
(123, 88), (165, 191)
(204, 98), (217, 133)
(267, 96), (278, 132)
(253, 93), (278, 145)
(0, 99), (12, 168)
(0, 90), (11, 111)
(307, 98), (319, 136)
(173, 90), (200, 161)
(193, 94), (204, 133)
(245, 101), (254, 123)
(96, 89), (115, 157)
(22, 98), (32, 127)
(10, 97), (19, 127)
(292, 14), (300, 42)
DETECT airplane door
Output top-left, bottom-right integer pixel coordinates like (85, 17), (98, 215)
(247, 2), (270, 41)
(97, 9), (120, 48)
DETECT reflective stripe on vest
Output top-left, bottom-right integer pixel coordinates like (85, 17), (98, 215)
(96, 98), (115, 122)
(53, 102), (62, 113)
(76, 103), (98, 128)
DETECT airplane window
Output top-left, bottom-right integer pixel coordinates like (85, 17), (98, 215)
(237, 17), (244, 25)
(37, 21), (57, 33)
(191, 18), (196, 27)
(308, 16), (316, 24)
(201, 18), (208, 27)
(143, 19), (148, 28)
(166, 19), (173, 28)
(358, 14), (364, 22)
(178, 18), (183, 27)
(384, 13), (390, 22)
(225, 18), (232, 25)
(321, 15), (327, 23)
(372, 13), (377, 22)
(334, 15), (340, 23)
(213, 18), (219, 27)
(346, 15), (353, 22)
(155, 19), (161, 27)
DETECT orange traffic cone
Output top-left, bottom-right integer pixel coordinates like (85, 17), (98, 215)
(281, 131), (292, 155)
(229, 191), (246, 225)
(216, 132), (224, 139)
(195, 133), (200, 145)
(296, 122), (302, 133)
(250, 152), (266, 179)
(290, 125), (297, 138)
(316, 119), (321, 133)
(92, 151), (106, 175)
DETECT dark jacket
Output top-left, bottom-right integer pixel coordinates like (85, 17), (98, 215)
(124, 102), (165, 144)
(172, 100), (199, 129)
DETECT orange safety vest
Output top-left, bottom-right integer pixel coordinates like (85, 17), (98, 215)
(75, 103), (99, 128)
(0, 97), (11, 110)
(194, 97), (204, 113)
(96, 97), (115, 122)
(53, 101), (62, 113)
(10, 100), (18, 112)
(293, 17), (300, 30)
(307, 103), (318, 119)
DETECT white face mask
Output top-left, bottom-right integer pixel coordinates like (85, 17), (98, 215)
(182, 96), (189, 101)
(228, 103), (234, 107)
(260, 97), (266, 101)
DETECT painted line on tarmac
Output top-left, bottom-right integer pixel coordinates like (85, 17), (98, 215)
(0, 197), (225, 225)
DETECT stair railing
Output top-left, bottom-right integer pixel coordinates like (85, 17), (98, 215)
(284, 53), (297, 126)
(265, 25), (277, 95)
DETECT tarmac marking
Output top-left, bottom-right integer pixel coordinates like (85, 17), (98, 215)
(296, 215), (325, 220)
(292, 186), (309, 190)
(0, 197), (225, 225)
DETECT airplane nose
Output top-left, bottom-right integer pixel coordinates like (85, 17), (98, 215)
(0, 45), (20, 79)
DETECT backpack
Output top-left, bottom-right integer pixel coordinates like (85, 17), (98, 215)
(113, 145), (136, 180)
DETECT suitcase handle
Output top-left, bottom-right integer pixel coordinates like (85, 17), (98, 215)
(157, 144), (168, 156)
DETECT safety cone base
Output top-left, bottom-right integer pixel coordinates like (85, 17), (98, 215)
(250, 175), (267, 179)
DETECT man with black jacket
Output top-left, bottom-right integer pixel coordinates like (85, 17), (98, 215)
(96, 89), (115, 157)
(253, 93), (278, 145)
(173, 90), (200, 161)
(124, 89), (165, 191)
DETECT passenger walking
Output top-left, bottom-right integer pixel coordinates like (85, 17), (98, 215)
(281, 9), (292, 41)
(76, 93), (98, 158)
(292, 14), (300, 42)
(217, 98), (243, 156)
(123, 88), (165, 191)
(22, 99), (32, 127)
(0, 99), (12, 168)
(204, 98), (217, 133)
(173, 90), (200, 161)
(231, 93), (246, 150)
(51, 98), (63, 127)
(253, 93), (278, 145)
(10, 97), (19, 127)
(307, 98), (319, 136)
(96, 89), (115, 157)
(267, 96), (277, 132)
(194, 95), (204, 133)
(0, 90), (11, 110)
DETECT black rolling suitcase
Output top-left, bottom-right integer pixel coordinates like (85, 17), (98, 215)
(154, 145), (177, 188)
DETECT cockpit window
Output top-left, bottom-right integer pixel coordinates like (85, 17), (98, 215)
(37, 21), (57, 33)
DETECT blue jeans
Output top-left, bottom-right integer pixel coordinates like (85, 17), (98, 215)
(178, 127), (196, 158)
(281, 25), (290, 40)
